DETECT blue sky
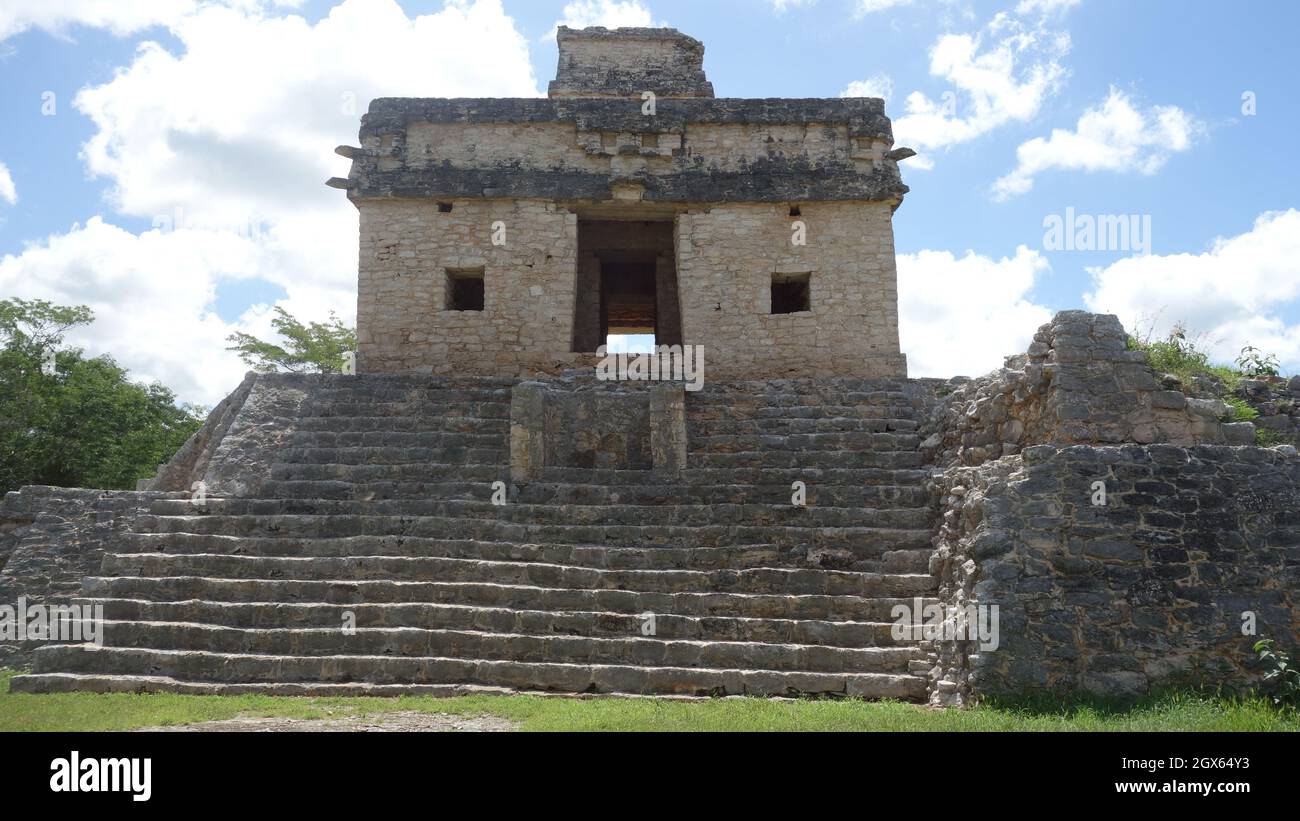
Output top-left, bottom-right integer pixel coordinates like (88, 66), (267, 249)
(1, 0), (1298, 405)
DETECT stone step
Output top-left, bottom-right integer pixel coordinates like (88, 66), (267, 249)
(688, 404), (919, 421)
(265, 462), (932, 487)
(295, 415), (510, 434)
(687, 417), (920, 434)
(145, 499), (935, 530)
(300, 386), (513, 402)
(83, 577), (936, 621)
(117, 533), (935, 573)
(78, 598), (909, 647)
(252, 479), (930, 507)
(19, 647), (930, 699)
(880, 549), (933, 574)
(268, 463), (508, 483)
(285, 431), (506, 449)
(279, 375), (518, 389)
(277, 446), (507, 465)
(100, 554), (939, 598)
(119, 533), (788, 567)
(90, 621), (923, 673)
(534, 466), (932, 487)
(301, 401), (510, 419)
(689, 450), (925, 469)
(131, 517), (941, 555)
(689, 390), (912, 406)
(132, 513), (937, 550)
(688, 432), (921, 453)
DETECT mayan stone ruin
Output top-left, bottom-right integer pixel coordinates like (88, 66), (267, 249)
(2, 28), (1296, 705)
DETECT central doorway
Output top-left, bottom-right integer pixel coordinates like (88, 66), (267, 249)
(572, 218), (682, 353)
(600, 256), (657, 352)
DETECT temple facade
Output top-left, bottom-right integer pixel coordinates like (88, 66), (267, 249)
(330, 26), (911, 379)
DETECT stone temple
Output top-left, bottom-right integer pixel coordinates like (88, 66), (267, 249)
(337, 26), (909, 380)
(2, 28), (1296, 704)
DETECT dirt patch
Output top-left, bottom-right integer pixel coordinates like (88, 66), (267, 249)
(139, 711), (519, 733)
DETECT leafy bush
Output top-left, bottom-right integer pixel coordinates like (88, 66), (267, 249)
(0, 298), (205, 493)
(1255, 428), (1288, 446)
(1252, 640), (1300, 709)
(1223, 396), (1259, 422)
(1236, 345), (1281, 378)
(1128, 323), (1239, 388)
(226, 307), (357, 374)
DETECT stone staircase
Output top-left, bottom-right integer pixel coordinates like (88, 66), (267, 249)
(12, 376), (940, 699)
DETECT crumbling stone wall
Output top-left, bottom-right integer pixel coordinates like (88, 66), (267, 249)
(142, 373), (313, 495)
(922, 311), (1251, 467)
(0, 487), (179, 667)
(1196, 375), (1300, 446)
(927, 444), (1300, 705)
(549, 27), (714, 99)
(140, 373), (255, 491)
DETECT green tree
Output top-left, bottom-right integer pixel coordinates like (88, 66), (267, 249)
(225, 307), (356, 374)
(0, 298), (205, 493)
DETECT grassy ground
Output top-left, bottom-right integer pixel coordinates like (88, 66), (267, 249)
(2, 670), (1296, 731)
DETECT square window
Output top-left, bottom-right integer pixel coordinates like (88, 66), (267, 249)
(446, 267), (485, 311)
(771, 272), (811, 314)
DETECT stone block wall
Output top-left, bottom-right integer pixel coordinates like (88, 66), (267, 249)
(355, 197), (906, 379)
(548, 27), (714, 99)
(675, 201), (906, 378)
(1218, 376), (1300, 446)
(360, 106), (900, 198)
(0, 487), (180, 667)
(922, 311), (1251, 467)
(143, 372), (312, 496)
(140, 373), (255, 491)
(357, 199), (580, 375)
(510, 379), (686, 478)
(927, 444), (1300, 704)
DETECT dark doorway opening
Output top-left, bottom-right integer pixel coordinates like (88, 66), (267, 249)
(572, 219), (682, 352)
(600, 258), (657, 348)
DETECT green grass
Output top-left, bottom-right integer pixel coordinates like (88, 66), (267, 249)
(2, 670), (1296, 732)
(1224, 395), (1259, 422)
(1128, 334), (1244, 390)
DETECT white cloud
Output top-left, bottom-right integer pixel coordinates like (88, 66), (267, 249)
(889, 13), (1069, 166)
(0, 0), (193, 41)
(0, 218), (271, 403)
(992, 87), (1201, 199)
(0, 1), (308, 42)
(1015, 0), (1081, 15)
(771, 0), (817, 11)
(1084, 209), (1300, 373)
(545, 0), (654, 39)
(842, 73), (893, 101)
(899, 245), (1054, 378)
(0, 161), (16, 205)
(76, 0), (538, 225)
(855, 0), (913, 15)
(2, 0), (538, 405)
